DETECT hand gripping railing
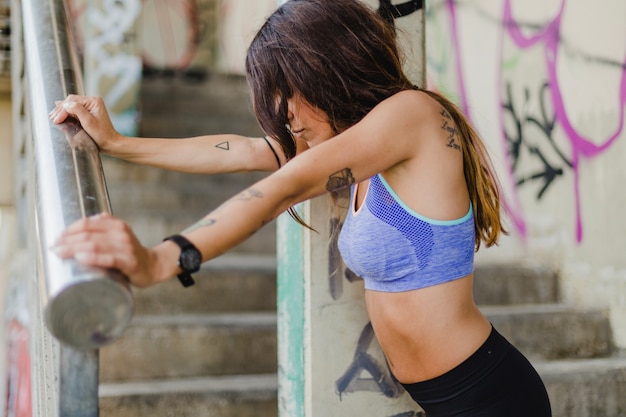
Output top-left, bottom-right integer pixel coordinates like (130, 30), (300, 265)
(18, 0), (133, 351)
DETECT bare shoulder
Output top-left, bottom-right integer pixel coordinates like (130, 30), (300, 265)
(368, 89), (444, 132)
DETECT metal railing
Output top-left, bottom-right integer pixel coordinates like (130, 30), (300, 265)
(8, 0), (134, 414)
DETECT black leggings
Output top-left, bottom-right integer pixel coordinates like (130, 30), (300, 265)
(400, 326), (551, 417)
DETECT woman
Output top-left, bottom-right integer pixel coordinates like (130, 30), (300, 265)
(50, 0), (552, 415)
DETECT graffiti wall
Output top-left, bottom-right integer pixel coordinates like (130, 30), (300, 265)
(426, 0), (626, 344)
(67, 0), (142, 136)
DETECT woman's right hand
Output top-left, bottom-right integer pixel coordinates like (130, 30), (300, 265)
(52, 213), (167, 288)
(49, 95), (121, 153)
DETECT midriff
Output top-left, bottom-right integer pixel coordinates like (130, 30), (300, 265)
(364, 273), (492, 383)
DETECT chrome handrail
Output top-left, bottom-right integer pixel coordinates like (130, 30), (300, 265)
(17, 0), (133, 350)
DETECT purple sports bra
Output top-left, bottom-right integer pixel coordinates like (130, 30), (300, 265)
(337, 174), (475, 292)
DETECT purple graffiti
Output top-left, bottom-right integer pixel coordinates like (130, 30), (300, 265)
(442, 0), (626, 242)
(502, 0), (626, 242)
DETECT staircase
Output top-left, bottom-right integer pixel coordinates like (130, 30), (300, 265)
(98, 72), (279, 417)
(96, 73), (626, 417)
(475, 264), (626, 416)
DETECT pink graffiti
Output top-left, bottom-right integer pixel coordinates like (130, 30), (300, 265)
(443, 0), (626, 242)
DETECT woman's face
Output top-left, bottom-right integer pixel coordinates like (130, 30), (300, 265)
(286, 95), (335, 148)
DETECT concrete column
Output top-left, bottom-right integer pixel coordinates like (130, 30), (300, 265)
(0, 1), (11, 206)
(82, 0), (142, 136)
(0, 91), (12, 206)
(277, 1), (426, 415)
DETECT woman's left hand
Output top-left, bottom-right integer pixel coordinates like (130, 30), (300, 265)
(52, 213), (162, 288)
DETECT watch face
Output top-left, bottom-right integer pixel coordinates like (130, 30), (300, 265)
(180, 247), (202, 272)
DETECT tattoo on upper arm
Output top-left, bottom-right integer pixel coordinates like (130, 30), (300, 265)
(216, 141), (230, 151)
(183, 218), (216, 233)
(440, 108), (461, 151)
(326, 168), (355, 192)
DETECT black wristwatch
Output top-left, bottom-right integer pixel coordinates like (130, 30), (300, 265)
(163, 234), (202, 287)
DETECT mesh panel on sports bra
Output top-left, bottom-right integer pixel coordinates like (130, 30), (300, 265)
(366, 179), (435, 270)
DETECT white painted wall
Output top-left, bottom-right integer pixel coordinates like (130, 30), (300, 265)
(426, 0), (626, 346)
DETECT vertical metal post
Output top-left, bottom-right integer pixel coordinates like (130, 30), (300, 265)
(59, 348), (99, 416)
(8, 0), (138, 414)
(276, 1), (426, 416)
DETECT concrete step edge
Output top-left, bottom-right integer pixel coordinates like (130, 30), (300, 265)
(480, 303), (605, 315)
(201, 253), (276, 272)
(99, 373), (278, 398)
(129, 312), (277, 328)
(534, 356), (626, 376)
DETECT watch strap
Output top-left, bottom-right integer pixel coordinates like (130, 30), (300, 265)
(177, 272), (196, 288)
(163, 234), (200, 287)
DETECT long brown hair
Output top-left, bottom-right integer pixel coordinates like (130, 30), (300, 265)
(245, 0), (413, 159)
(245, 0), (506, 249)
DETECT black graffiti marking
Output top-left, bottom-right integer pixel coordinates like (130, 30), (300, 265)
(344, 267), (361, 283)
(502, 80), (572, 200)
(328, 217), (344, 300)
(215, 141), (230, 150)
(440, 108), (461, 151)
(326, 168), (355, 193)
(328, 216), (364, 301)
(378, 0), (424, 26)
(336, 323), (403, 399)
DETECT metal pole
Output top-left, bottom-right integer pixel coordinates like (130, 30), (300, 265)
(20, 0), (133, 350)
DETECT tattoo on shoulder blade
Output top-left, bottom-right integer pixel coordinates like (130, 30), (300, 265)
(440, 107), (461, 151)
(184, 218), (216, 233)
(326, 168), (355, 192)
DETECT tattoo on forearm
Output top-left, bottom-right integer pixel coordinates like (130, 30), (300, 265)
(233, 188), (263, 202)
(216, 141), (230, 151)
(181, 188), (263, 234)
(326, 168), (355, 192)
(183, 218), (216, 233)
(440, 108), (461, 151)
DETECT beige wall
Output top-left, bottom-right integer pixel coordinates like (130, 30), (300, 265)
(427, 0), (626, 345)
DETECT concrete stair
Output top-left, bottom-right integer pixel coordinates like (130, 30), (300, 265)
(98, 73), (280, 416)
(476, 264), (626, 416)
(97, 73), (626, 417)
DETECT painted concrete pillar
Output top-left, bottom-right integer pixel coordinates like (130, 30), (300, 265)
(0, 2), (12, 207)
(0, 92), (12, 206)
(277, 1), (426, 416)
(81, 0), (142, 136)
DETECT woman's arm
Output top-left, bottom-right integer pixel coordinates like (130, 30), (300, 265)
(101, 134), (283, 174)
(53, 90), (432, 287)
(49, 95), (285, 173)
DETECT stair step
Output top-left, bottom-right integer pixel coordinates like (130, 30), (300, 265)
(483, 304), (613, 360)
(99, 313), (277, 382)
(133, 254), (277, 314)
(99, 374), (278, 417)
(138, 73), (263, 139)
(537, 357), (626, 417)
(103, 158), (268, 200)
(117, 211), (277, 252)
(474, 263), (559, 305)
(102, 159), (277, 251)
